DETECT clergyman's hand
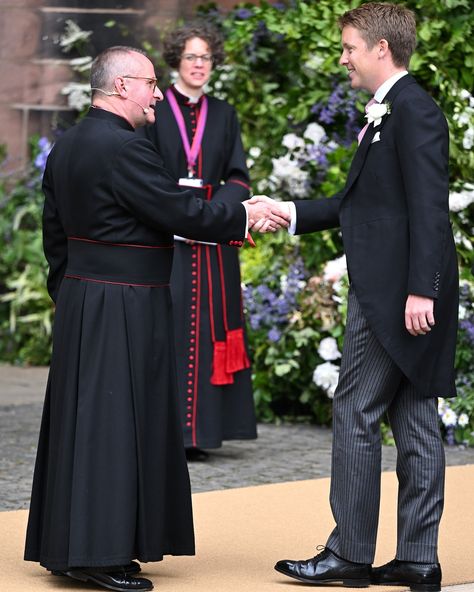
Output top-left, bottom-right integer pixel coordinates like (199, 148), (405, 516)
(405, 294), (435, 336)
(243, 195), (290, 233)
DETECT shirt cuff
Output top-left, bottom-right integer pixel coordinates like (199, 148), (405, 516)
(288, 201), (297, 235)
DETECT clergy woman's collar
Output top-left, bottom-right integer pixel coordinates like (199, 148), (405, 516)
(171, 83), (205, 106)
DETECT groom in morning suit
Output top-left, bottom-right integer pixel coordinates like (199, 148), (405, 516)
(256, 3), (458, 590)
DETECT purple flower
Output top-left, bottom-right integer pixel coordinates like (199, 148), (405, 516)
(460, 319), (474, 344)
(268, 328), (281, 342)
(235, 8), (253, 19)
(33, 136), (52, 173)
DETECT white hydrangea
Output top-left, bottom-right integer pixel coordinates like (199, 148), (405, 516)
(318, 337), (341, 361)
(271, 155), (309, 198)
(458, 413), (469, 428)
(462, 127), (474, 150)
(304, 122), (326, 147)
(449, 183), (474, 212)
(282, 133), (306, 153)
(323, 255), (348, 283)
(313, 361), (340, 398)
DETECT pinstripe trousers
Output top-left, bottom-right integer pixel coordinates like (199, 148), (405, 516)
(325, 288), (445, 564)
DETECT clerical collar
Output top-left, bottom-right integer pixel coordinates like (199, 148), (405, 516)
(173, 83), (203, 104)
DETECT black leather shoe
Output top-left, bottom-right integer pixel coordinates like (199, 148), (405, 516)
(51, 561), (141, 577)
(275, 547), (371, 587)
(185, 447), (209, 461)
(65, 569), (153, 591)
(371, 559), (441, 592)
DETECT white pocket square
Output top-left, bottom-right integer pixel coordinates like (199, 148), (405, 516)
(371, 131), (381, 143)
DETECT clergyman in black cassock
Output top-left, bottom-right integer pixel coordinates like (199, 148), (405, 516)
(23, 46), (287, 591)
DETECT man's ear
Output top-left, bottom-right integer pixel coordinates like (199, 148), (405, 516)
(378, 38), (390, 58)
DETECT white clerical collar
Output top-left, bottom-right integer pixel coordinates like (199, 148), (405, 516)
(174, 83), (203, 104)
(374, 70), (408, 103)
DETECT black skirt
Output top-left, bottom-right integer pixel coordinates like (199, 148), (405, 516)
(24, 274), (195, 570)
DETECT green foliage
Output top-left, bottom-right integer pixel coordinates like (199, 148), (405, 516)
(0, 137), (52, 365)
(197, 0), (474, 440)
(0, 0), (473, 447)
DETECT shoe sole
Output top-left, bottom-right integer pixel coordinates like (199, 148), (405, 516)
(52, 566), (140, 577)
(66, 570), (153, 591)
(371, 581), (440, 592)
(275, 566), (370, 587)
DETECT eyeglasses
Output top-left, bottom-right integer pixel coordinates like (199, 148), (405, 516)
(181, 54), (213, 64)
(122, 75), (159, 90)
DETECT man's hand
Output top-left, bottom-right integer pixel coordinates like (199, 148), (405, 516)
(405, 294), (435, 336)
(243, 195), (291, 233)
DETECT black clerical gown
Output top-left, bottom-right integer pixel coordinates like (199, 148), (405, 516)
(143, 87), (257, 449)
(24, 108), (247, 570)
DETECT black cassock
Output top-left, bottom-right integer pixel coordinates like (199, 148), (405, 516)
(143, 86), (257, 449)
(24, 108), (247, 570)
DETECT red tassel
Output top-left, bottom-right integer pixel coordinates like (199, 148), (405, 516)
(211, 341), (234, 385)
(225, 327), (251, 374)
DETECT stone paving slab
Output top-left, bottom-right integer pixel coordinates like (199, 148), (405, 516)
(1, 364), (474, 512)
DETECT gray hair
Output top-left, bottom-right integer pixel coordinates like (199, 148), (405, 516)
(90, 46), (148, 95)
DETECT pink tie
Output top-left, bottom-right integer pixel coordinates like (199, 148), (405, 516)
(357, 98), (378, 145)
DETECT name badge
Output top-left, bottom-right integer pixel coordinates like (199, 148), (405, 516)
(179, 177), (204, 188)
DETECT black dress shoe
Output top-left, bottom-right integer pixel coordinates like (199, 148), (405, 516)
(185, 447), (209, 461)
(65, 568), (153, 591)
(275, 547), (371, 587)
(51, 561), (141, 577)
(371, 559), (441, 592)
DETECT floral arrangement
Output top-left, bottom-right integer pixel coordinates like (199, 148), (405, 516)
(1, 0), (472, 446)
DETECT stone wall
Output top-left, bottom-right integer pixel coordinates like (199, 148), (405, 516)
(0, 0), (255, 172)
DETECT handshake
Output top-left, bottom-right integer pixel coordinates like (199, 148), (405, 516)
(243, 195), (292, 233)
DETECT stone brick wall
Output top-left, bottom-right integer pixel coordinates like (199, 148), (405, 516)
(0, 0), (257, 172)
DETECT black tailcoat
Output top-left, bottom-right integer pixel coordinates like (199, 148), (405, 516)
(24, 108), (247, 570)
(295, 74), (458, 397)
(143, 87), (257, 448)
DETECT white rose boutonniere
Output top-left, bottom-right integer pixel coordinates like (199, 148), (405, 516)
(365, 102), (391, 127)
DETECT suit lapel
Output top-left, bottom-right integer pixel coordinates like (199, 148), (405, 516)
(342, 74), (418, 198)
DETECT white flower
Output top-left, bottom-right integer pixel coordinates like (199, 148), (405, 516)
(438, 398), (447, 415)
(458, 413), (469, 428)
(318, 337), (341, 361)
(59, 19), (92, 53)
(366, 102), (391, 127)
(304, 122), (326, 147)
(449, 183), (474, 212)
(61, 82), (91, 111)
(282, 133), (305, 153)
(69, 56), (93, 73)
(462, 127), (474, 150)
(323, 255), (347, 283)
(313, 362), (340, 398)
(271, 154), (310, 198)
(441, 407), (457, 427)
(249, 146), (261, 158)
